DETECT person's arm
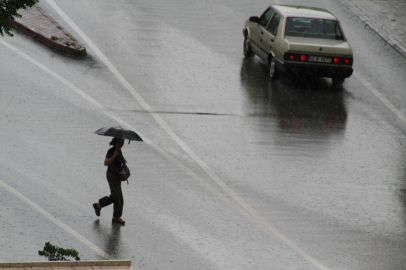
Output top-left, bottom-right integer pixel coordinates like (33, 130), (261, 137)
(104, 149), (119, 166)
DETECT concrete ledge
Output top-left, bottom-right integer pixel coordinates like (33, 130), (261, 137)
(11, 19), (86, 57)
(9, 5), (86, 57)
(0, 260), (131, 268)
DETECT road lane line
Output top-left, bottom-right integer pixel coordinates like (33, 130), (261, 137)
(0, 39), (103, 111)
(0, 179), (115, 260)
(44, 1), (330, 268)
(354, 72), (406, 124)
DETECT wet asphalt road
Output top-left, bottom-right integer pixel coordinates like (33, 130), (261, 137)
(1, 0), (406, 269)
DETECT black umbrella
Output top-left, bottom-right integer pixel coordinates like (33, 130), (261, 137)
(94, 126), (143, 143)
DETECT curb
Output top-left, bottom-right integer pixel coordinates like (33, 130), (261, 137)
(10, 19), (86, 57)
(0, 260), (131, 268)
(341, 1), (406, 59)
(10, 5), (86, 57)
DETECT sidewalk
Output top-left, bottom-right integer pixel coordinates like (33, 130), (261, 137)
(11, 5), (86, 57)
(341, 0), (406, 58)
(0, 260), (131, 270)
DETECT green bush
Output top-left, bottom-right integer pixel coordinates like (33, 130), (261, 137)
(38, 242), (80, 261)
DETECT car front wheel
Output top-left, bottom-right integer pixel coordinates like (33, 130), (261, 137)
(269, 57), (279, 80)
(243, 34), (253, 57)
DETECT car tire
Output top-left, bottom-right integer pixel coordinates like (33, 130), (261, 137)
(332, 77), (345, 85)
(243, 34), (253, 57)
(269, 57), (279, 80)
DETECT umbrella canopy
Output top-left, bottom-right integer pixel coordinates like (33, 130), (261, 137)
(94, 126), (143, 142)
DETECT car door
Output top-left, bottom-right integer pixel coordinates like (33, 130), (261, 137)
(262, 12), (282, 62)
(250, 8), (275, 59)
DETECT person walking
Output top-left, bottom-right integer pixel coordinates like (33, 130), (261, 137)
(93, 137), (127, 225)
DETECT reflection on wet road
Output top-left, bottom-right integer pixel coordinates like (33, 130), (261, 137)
(240, 57), (347, 136)
(93, 220), (123, 259)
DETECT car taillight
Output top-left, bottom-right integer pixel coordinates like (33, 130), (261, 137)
(284, 53), (308, 62)
(332, 57), (352, 65)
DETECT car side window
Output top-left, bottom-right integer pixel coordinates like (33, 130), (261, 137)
(267, 13), (281, 36)
(259, 8), (275, 27)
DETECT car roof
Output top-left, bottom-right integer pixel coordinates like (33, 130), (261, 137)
(271, 5), (338, 20)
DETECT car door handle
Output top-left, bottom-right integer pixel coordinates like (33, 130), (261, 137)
(261, 31), (264, 35)
(271, 39), (274, 42)
(260, 38), (263, 42)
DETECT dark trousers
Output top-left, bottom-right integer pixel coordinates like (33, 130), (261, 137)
(99, 171), (124, 218)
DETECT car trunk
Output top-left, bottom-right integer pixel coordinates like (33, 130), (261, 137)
(285, 36), (352, 56)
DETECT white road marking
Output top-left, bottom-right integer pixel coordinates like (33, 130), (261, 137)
(0, 39), (103, 110)
(354, 72), (406, 124)
(0, 179), (115, 260)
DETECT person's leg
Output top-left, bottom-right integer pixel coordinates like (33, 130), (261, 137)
(93, 195), (114, 216)
(110, 178), (123, 217)
(92, 172), (115, 217)
(99, 195), (113, 208)
(106, 172), (125, 224)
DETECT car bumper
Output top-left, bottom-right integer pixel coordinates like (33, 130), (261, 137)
(278, 61), (353, 78)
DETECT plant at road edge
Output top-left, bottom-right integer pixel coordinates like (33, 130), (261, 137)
(38, 242), (80, 261)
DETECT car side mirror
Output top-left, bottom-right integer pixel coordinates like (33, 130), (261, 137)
(249, 16), (259, 23)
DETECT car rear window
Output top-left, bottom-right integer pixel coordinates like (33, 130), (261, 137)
(285, 17), (344, 40)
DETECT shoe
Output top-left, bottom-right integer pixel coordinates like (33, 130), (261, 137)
(93, 203), (101, 217)
(112, 217), (125, 225)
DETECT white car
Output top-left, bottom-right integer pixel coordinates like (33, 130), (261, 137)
(243, 5), (353, 84)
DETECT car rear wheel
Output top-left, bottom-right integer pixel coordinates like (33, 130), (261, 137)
(243, 34), (253, 57)
(269, 57), (279, 80)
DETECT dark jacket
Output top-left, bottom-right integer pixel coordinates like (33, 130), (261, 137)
(106, 147), (125, 175)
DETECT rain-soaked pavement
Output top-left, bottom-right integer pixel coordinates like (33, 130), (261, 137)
(1, 0), (406, 269)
